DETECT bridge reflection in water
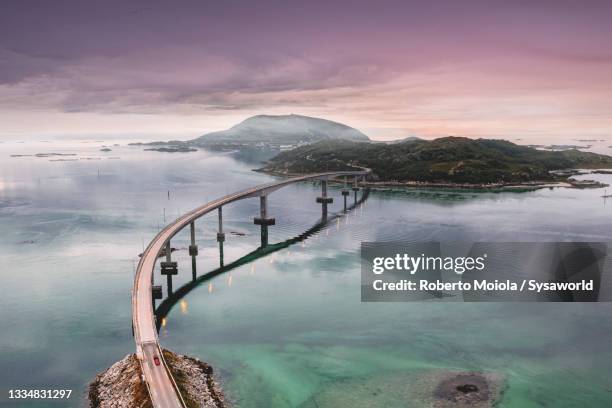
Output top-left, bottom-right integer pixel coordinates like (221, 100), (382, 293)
(154, 187), (370, 330)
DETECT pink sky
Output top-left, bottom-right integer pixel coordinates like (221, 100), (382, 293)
(1, 0), (611, 142)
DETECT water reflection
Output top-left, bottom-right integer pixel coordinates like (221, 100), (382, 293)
(154, 189), (370, 329)
(179, 300), (188, 315)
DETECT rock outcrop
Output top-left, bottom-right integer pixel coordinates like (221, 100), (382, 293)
(89, 350), (225, 408)
(89, 354), (151, 408)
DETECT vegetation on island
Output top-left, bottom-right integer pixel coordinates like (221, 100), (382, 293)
(261, 137), (612, 185)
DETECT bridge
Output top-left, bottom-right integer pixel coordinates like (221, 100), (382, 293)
(132, 171), (368, 407)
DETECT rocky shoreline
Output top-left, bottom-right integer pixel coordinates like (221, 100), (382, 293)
(89, 350), (225, 408)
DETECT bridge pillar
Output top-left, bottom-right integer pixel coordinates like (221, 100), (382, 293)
(161, 263), (178, 294)
(217, 207), (225, 243)
(340, 176), (350, 211)
(316, 179), (333, 220)
(341, 190), (350, 211)
(254, 195), (275, 247)
(165, 240), (172, 262)
(217, 207), (225, 267)
(161, 241), (178, 294)
(352, 186), (360, 205)
(352, 177), (360, 205)
(152, 285), (162, 300)
(189, 221), (198, 281)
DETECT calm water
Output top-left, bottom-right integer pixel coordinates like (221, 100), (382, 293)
(1, 140), (611, 407)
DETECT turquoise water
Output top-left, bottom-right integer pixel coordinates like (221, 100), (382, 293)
(1, 140), (611, 407)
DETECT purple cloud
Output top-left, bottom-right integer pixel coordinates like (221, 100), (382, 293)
(1, 0), (612, 139)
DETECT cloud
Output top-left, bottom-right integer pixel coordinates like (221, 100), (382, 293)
(0, 45), (400, 114)
(1, 0), (612, 140)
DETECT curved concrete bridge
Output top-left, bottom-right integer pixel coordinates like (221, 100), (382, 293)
(132, 171), (368, 408)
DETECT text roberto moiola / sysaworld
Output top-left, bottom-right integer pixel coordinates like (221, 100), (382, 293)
(370, 253), (594, 293)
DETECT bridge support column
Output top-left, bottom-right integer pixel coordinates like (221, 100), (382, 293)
(254, 195), (275, 247)
(341, 176), (350, 211)
(189, 221), (198, 281)
(152, 285), (162, 303)
(217, 207), (225, 267)
(160, 240), (178, 294)
(152, 285), (162, 321)
(316, 179), (333, 220)
(352, 177), (360, 205)
(341, 190), (350, 211)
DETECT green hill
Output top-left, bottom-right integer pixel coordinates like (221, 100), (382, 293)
(261, 137), (612, 184)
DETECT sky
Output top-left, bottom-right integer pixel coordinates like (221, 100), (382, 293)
(1, 0), (611, 141)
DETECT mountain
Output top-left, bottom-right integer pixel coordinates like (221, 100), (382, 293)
(260, 137), (612, 184)
(190, 114), (369, 146)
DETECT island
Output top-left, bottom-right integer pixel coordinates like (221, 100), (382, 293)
(130, 114), (370, 153)
(144, 146), (197, 153)
(259, 137), (612, 189)
(129, 141), (197, 153)
(127, 114), (612, 190)
(190, 113), (369, 150)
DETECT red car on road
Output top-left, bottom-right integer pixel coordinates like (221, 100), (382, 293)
(153, 355), (161, 366)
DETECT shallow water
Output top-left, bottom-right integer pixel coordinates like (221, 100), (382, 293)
(1, 140), (611, 407)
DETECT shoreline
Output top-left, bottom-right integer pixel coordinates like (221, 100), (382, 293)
(254, 169), (607, 192)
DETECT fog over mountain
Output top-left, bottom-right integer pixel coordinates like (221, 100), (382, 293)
(190, 114), (369, 145)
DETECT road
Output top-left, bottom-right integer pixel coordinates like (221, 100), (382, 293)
(141, 342), (183, 407)
(132, 171), (368, 407)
